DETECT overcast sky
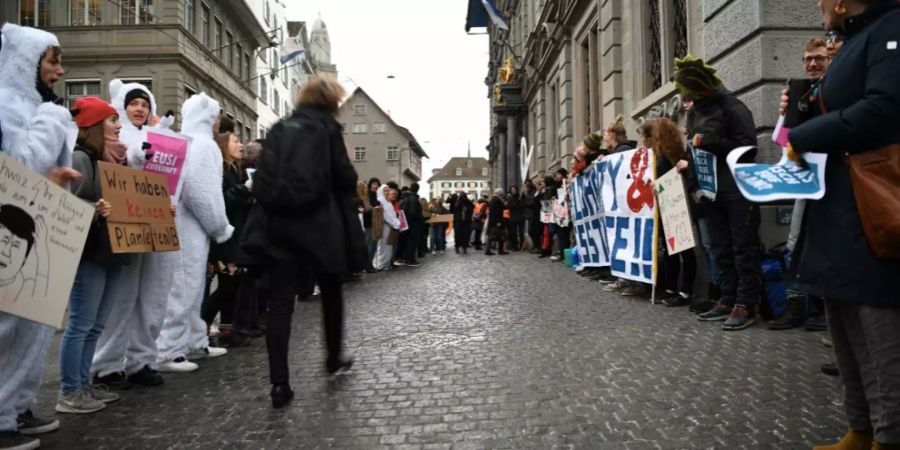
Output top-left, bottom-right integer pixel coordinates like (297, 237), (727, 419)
(284, 0), (490, 197)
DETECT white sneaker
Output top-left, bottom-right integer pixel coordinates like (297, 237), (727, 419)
(550, 255), (562, 261)
(187, 346), (227, 360)
(154, 357), (199, 373)
(87, 385), (120, 404)
(432, 251), (437, 255)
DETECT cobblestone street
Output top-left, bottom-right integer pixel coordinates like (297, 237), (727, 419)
(34, 252), (845, 449)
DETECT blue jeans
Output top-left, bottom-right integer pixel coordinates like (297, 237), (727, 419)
(59, 262), (124, 394)
(365, 228), (378, 261)
(430, 224), (446, 250)
(697, 217), (720, 286)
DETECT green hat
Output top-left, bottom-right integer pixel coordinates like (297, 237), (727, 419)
(582, 132), (603, 153)
(672, 55), (722, 97)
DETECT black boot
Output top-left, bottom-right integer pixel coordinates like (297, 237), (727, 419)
(270, 384), (294, 408)
(768, 294), (808, 330)
(326, 357), (354, 375)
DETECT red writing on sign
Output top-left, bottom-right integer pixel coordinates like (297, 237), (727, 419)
(125, 198), (168, 221)
(626, 148), (654, 213)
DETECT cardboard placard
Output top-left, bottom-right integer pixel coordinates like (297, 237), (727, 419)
(98, 161), (179, 253)
(426, 214), (453, 224)
(0, 153), (93, 328)
(656, 169), (696, 255)
(145, 130), (191, 203)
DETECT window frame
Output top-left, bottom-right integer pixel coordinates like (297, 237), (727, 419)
(386, 146), (400, 161)
(200, 2), (210, 47)
(119, 0), (153, 25)
(185, 0), (195, 34)
(214, 17), (223, 59)
(64, 79), (102, 108)
(353, 104), (367, 115)
(351, 122), (367, 134)
(373, 122), (387, 134)
(354, 147), (367, 162)
(70, 0), (101, 26)
(20, 0), (50, 28)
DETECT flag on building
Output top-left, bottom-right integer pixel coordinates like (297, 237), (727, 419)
(481, 0), (509, 30)
(280, 36), (306, 64)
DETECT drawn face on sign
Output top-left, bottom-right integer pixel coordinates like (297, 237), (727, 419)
(0, 206), (35, 286)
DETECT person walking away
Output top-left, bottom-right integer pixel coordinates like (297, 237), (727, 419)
(674, 56), (763, 331)
(400, 183), (423, 267)
(453, 193), (474, 254)
(57, 98), (128, 414)
(485, 189), (509, 256)
(0, 23), (81, 450)
(506, 186), (525, 251)
(240, 77), (360, 409)
(155, 93), (234, 371)
(788, 1), (900, 448)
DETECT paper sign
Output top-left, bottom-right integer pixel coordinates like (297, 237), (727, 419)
(569, 163), (610, 269)
(691, 145), (717, 201)
(726, 146), (828, 202)
(98, 161), (180, 253)
(426, 214), (453, 224)
(0, 153), (93, 328)
(540, 200), (554, 224)
(145, 130), (191, 203)
(655, 170), (696, 255)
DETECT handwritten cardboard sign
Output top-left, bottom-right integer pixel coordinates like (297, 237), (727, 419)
(145, 130), (190, 203)
(656, 169), (696, 255)
(426, 214), (453, 224)
(0, 153), (93, 328)
(98, 161), (179, 253)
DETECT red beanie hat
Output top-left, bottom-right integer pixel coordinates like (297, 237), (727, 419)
(71, 97), (117, 128)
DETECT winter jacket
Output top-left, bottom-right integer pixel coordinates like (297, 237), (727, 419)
(212, 162), (252, 264)
(788, 1), (900, 305)
(610, 141), (637, 154)
(453, 197), (474, 223)
(488, 196), (505, 228)
(506, 193), (525, 222)
(71, 145), (131, 265)
(242, 106), (365, 274)
(400, 192), (423, 225)
(686, 87), (757, 198)
(107, 79), (173, 168)
(0, 24), (75, 176)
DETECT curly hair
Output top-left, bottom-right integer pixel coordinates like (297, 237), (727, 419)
(650, 118), (686, 164)
(356, 181), (370, 208)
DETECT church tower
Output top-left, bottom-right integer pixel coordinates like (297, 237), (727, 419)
(309, 14), (338, 81)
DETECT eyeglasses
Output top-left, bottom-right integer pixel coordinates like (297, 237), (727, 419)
(826, 31), (846, 45)
(801, 55), (830, 64)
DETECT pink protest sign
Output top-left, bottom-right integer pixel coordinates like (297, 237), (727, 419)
(145, 130), (191, 202)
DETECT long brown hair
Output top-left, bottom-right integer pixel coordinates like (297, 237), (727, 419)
(76, 123), (105, 157)
(356, 181), (369, 208)
(216, 132), (242, 175)
(297, 77), (346, 117)
(649, 118), (686, 164)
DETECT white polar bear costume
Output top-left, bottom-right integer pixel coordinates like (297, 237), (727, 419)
(91, 79), (180, 379)
(374, 185), (401, 270)
(156, 93), (233, 363)
(0, 23), (76, 432)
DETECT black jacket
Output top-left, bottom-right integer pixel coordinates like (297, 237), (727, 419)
(488, 196), (505, 228)
(71, 146), (130, 265)
(686, 87), (758, 198)
(453, 196), (474, 223)
(788, 2), (900, 305)
(213, 163), (252, 264)
(400, 192), (423, 226)
(506, 193), (525, 222)
(240, 107), (366, 274)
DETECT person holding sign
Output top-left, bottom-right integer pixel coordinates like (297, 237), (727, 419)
(107, 78), (174, 169)
(55, 97), (129, 415)
(673, 56), (762, 331)
(0, 23), (82, 450)
(155, 93), (234, 372)
(643, 119), (699, 308)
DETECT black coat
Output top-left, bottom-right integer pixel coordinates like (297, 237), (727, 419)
(488, 196), (505, 228)
(240, 107), (366, 275)
(788, 2), (900, 305)
(453, 197), (474, 223)
(506, 193), (525, 222)
(686, 87), (758, 199)
(213, 163), (252, 264)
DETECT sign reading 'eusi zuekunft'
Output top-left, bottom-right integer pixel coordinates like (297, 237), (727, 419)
(98, 161), (179, 253)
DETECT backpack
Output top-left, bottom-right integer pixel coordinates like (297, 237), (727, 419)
(759, 242), (789, 320)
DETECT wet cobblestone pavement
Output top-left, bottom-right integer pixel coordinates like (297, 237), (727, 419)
(33, 252), (845, 449)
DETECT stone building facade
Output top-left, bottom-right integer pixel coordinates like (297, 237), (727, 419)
(428, 157), (492, 202)
(2, 0), (270, 141)
(338, 88), (427, 188)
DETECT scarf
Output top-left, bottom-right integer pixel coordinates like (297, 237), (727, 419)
(103, 139), (128, 164)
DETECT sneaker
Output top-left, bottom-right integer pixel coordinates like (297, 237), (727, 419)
(126, 365), (164, 386)
(92, 371), (132, 390)
(0, 431), (39, 450)
(187, 347), (227, 360)
(55, 390), (106, 414)
(662, 294), (692, 307)
(821, 362), (839, 376)
(805, 314), (827, 332)
(621, 284), (647, 297)
(154, 357), (199, 373)
(16, 410), (58, 435)
(603, 279), (629, 292)
(722, 304), (755, 331)
(87, 385), (120, 404)
(439, 250), (445, 255)
(406, 262), (421, 267)
(394, 260), (408, 266)
(697, 301), (732, 321)
(822, 336), (833, 348)
(549, 255), (561, 261)
(432, 251), (437, 256)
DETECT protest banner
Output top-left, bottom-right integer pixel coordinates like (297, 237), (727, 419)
(540, 200), (554, 224)
(568, 163), (610, 269)
(655, 169), (696, 255)
(691, 145), (717, 201)
(427, 214), (453, 224)
(145, 130), (191, 202)
(0, 153), (93, 328)
(726, 146), (827, 202)
(598, 148), (657, 284)
(98, 161), (180, 253)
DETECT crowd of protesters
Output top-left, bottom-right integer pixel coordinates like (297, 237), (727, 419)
(1, 0), (899, 447)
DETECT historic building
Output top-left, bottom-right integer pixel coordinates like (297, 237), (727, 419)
(3, 0), (272, 141)
(338, 87), (428, 187)
(247, 0), (294, 139)
(428, 156), (492, 202)
(467, 0), (822, 245)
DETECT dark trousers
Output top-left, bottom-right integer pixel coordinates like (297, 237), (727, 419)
(405, 224), (421, 263)
(419, 223), (430, 254)
(455, 223), (470, 249)
(706, 197), (761, 306)
(234, 275), (259, 335)
(528, 218), (542, 250)
(507, 220), (524, 250)
(556, 226), (571, 255)
(264, 263), (344, 386)
(471, 222), (484, 248)
(485, 226), (505, 254)
(827, 301), (900, 443)
(202, 271), (238, 325)
(662, 249), (697, 295)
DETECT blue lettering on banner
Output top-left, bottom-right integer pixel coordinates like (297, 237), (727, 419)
(605, 157), (622, 212)
(726, 146), (828, 202)
(691, 146), (717, 200)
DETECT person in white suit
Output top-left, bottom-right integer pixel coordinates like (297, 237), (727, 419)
(0, 23), (80, 450)
(155, 93), (233, 372)
(374, 185), (401, 271)
(91, 79), (180, 385)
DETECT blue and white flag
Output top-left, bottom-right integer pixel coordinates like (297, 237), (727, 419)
(481, 0), (509, 30)
(280, 36), (306, 64)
